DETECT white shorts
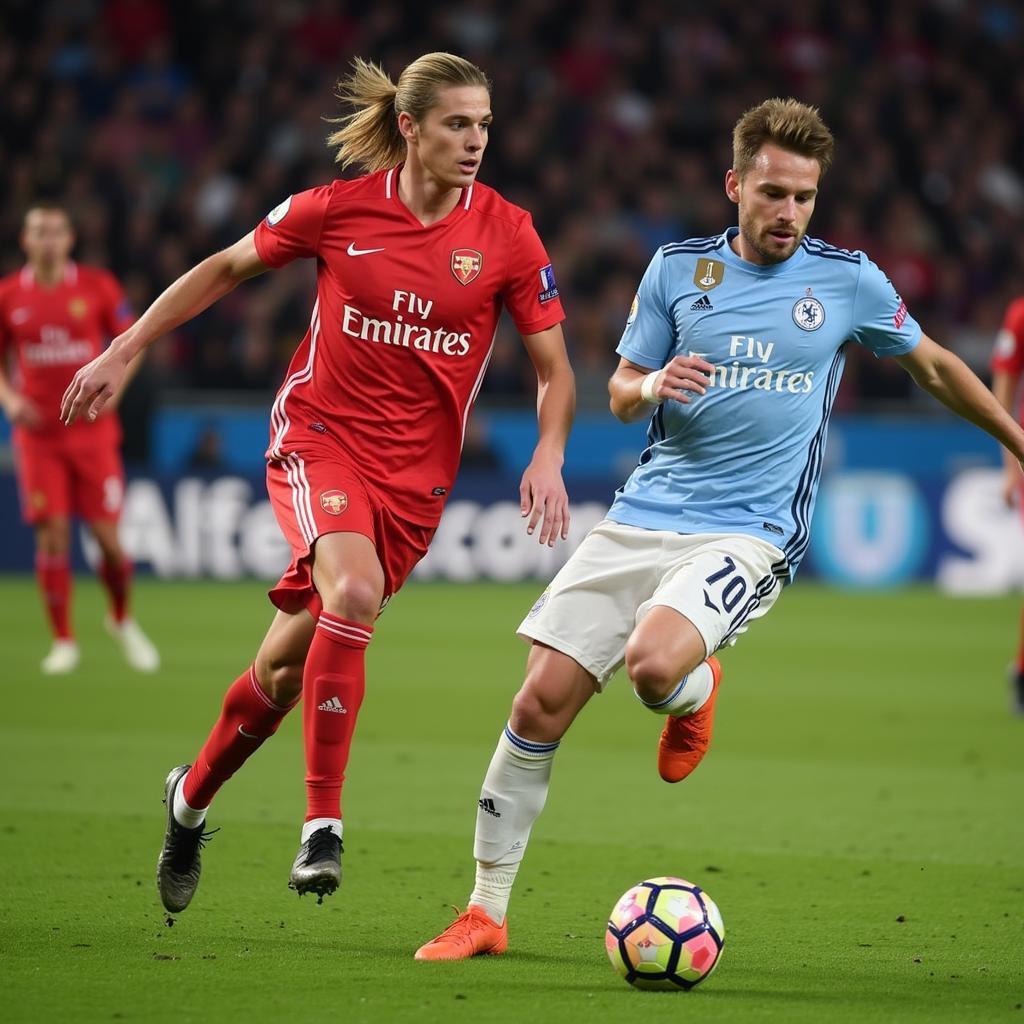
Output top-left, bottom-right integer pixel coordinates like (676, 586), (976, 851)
(517, 519), (788, 689)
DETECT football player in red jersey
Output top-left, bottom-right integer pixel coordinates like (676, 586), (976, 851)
(990, 294), (1024, 714)
(0, 204), (159, 675)
(62, 53), (575, 914)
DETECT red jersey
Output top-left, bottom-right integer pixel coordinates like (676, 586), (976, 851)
(254, 168), (565, 526)
(0, 262), (133, 442)
(992, 297), (1024, 378)
(992, 297), (1024, 424)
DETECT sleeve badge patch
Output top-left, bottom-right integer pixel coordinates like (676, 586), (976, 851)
(538, 263), (559, 303)
(267, 195), (292, 226)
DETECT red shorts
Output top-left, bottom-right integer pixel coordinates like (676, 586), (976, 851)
(13, 433), (124, 524)
(266, 449), (436, 617)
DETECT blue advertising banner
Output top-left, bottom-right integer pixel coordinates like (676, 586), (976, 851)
(0, 415), (1018, 593)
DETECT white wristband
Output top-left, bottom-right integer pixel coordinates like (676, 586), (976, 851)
(640, 370), (663, 405)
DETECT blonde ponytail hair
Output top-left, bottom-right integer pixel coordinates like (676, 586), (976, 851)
(327, 53), (491, 173)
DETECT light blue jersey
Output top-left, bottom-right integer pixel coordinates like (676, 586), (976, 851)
(609, 227), (921, 578)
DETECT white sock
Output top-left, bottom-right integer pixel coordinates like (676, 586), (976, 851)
(469, 723), (559, 925)
(172, 774), (208, 829)
(635, 660), (714, 717)
(301, 817), (342, 844)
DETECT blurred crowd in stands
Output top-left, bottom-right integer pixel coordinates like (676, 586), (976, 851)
(2, 0), (1023, 421)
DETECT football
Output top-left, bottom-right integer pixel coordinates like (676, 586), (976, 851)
(605, 876), (725, 990)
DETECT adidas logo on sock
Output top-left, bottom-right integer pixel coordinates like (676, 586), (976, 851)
(478, 797), (501, 818)
(690, 294), (713, 311)
(317, 696), (347, 714)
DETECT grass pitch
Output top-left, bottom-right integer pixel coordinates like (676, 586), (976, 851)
(1, 576), (1022, 1024)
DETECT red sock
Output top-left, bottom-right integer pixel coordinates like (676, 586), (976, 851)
(303, 613), (374, 821)
(99, 556), (132, 624)
(36, 552), (72, 640)
(183, 666), (297, 809)
(1016, 606), (1024, 675)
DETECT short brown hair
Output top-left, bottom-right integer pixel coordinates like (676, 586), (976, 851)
(732, 98), (834, 179)
(23, 201), (71, 225)
(326, 53), (491, 173)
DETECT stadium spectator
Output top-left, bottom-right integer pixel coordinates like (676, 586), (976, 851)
(1, 0), (1021, 409)
(0, 203), (159, 674)
(61, 52), (574, 916)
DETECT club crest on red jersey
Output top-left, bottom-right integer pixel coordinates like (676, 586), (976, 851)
(68, 297), (88, 319)
(451, 248), (483, 285)
(320, 490), (348, 515)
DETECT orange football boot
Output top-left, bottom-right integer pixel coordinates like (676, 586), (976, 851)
(657, 656), (723, 783)
(414, 905), (508, 961)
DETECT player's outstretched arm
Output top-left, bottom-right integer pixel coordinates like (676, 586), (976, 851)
(520, 324), (575, 546)
(61, 232), (269, 425)
(896, 335), (1024, 467)
(990, 367), (1024, 506)
(608, 355), (715, 423)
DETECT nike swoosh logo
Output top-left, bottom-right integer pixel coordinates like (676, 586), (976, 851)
(238, 725), (260, 739)
(347, 243), (385, 256)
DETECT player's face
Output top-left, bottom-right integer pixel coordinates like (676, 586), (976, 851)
(407, 85), (492, 190)
(725, 144), (820, 265)
(21, 209), (74, 269)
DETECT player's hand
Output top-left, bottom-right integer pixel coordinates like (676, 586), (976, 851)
(2, 392), (42, 428)
(649, 355), (715, 404)
(520, 452), (570, 546)
(61, 347), (129, 425)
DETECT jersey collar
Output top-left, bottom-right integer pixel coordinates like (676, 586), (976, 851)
(384, 165), (472, 228)
(19, 261), (77, 288)
(718, 227), (807, 275)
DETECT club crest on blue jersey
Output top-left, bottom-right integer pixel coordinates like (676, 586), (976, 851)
(693, 259), (724, 292)
(792, 294), (825, 331)
(451, 248), (482, 285)
(266, 195), (292, 226)
(538, 263), (559, 303)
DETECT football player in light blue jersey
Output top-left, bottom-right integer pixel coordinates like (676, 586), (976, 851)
(415, 99), (1024, 962)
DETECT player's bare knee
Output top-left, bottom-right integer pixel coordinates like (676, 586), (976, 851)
(317, 572), (383, 623)
(36, 519), (70, 556)
(625, 642), (679, 703)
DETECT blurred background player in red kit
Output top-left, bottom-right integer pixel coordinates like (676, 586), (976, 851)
(990, 292), (1024, 715)
(61, 52), (575, 913)
(0, 204), (159, 676)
